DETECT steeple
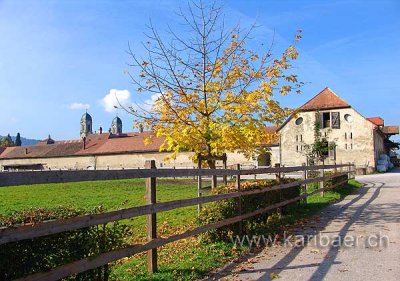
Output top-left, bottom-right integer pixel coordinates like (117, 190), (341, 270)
(80, 111), (93, 139)
(111, 116), (122, 135)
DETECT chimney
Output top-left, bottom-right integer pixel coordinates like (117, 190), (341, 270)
(25, 148), (28, 155)
(99, 126), (103, 134)
(83, 136), (86, 150)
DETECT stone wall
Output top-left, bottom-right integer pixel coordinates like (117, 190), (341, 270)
(0, 151), (258, 171)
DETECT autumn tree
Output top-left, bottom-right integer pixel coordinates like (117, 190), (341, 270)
(124, 1), (302, 168)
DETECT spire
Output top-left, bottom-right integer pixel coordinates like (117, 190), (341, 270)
(80, 111), (93, 139)
(111, 116), (123, 135)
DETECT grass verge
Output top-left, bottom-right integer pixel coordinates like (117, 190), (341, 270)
(0, 178), (361, 280)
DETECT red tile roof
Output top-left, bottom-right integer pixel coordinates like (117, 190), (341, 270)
(300, 87), (351, 111)
(0, 132), (166, 160)
(263, 126), (279, 146)
(382, 126), (399, 135)
(264, 126), (278, 134)
(367, 117), (384, 126)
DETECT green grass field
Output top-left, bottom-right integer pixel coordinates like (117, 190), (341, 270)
(0, 178), (362, 280)
(0, 178), (200, 228)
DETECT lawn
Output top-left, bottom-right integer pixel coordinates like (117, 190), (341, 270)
(0, 178), (199, 227)
(0, 177), (362, 280)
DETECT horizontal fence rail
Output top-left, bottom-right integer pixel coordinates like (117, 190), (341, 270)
(0, 163), (355, 281)
(0, 164), (350, 187)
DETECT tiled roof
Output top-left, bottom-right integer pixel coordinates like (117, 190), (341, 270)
(0, 132), (166, 160)
(264, 126), (278, 134)
(300, 87), (351, 111)
(382, 126), (399, 135)
(367, 117), (384, 126)
(263, 126), (279, 146)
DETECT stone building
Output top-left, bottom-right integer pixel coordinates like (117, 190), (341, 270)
(0, 88), (397, 172)
(0, 113), (253, 171)
(277, 87), (398, 172)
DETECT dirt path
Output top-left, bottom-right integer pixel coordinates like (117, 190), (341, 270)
(207, 169), (400, 281)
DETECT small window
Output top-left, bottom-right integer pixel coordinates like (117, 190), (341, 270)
(351, 143), (353, 150)
(350, 132), (353, 139)
(296, 145), (299, 152)
(344, 114), (353, 123)
(322, 112), (331, 128)
(295, 117), (303, 125)
(345, 144), (348, 150)
(345, 132), (347, 139)
(296, 135), (298, 142)
(331, 112), (340, 129)
(300, 134), (303, 142)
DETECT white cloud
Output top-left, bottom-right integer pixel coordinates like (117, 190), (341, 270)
(100, 89), (132, 112)
(142, 93), (162, 111)
(68, 102), (90, 110)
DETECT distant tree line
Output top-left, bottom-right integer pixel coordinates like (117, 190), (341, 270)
(0, 133), (21, 147)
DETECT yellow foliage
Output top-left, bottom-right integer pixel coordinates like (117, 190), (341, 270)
(136, 30), (302, 162)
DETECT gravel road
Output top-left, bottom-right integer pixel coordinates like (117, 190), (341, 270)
(207, 169), (400, 281)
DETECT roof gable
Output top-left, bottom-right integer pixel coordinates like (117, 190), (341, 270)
(300, 87), (351, 111)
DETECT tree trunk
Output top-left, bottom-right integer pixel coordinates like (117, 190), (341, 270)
(207, 159), (217, 189)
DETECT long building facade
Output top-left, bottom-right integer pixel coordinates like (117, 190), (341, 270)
(0, 88), (397, 172)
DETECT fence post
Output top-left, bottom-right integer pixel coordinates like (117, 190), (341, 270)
(197, 158), (202, 215)
(145, 160), (157, 273)
(302, 163), (307, 204)
(223, 154), (228, 185)
(235, 164), (242, 235)
(275, 163), (282, 214)
(320, 160), (325, 197)
(275, 163), (281, 183)
(334, 161), (337, 173)
(348, 162), (351, 179)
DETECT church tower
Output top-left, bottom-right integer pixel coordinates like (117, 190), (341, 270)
(80, 111), (93, 139)
(111, 116), (122, 135)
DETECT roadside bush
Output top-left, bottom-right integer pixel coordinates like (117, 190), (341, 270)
(324, 171), (348, 189)
(198, 179), (300, 242)
(0, 207), (128, 281)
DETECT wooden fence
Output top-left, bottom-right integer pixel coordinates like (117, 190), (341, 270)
(0, 162), (355, 281)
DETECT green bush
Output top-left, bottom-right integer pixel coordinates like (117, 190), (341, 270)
(324, 171), (348, 189)
(198, 179), (300, 242)
(0, 207), (128, 281)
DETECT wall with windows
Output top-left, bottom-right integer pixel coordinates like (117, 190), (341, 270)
(279, 107), (381, 169)
(0, 150), (264, 171)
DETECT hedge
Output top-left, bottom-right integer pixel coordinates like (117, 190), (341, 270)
(0, 207), (128, 281)
(198, 179), (301, 242)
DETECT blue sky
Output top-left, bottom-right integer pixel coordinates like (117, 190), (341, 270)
(0, 0), (399, 140)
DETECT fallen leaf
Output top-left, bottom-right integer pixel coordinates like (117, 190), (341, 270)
(270, 272), (281, 279)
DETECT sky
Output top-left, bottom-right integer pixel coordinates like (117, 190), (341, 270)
(0, 0), (399, 141)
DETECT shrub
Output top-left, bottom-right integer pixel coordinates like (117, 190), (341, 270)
(198, 179), (300, 242)
(0, 207), (128, 281)
(324, 171), (348, 189)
